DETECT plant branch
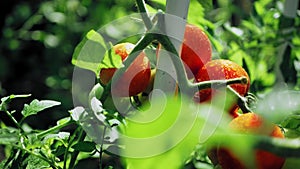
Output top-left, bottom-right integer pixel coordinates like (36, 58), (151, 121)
(136, 0), (153, 30)
(69, 129), (86, 169)
(36, 120), (75, 139)
(99, 126), (107, 169)
(4, 110), (25, 134)
(256, 136), (300, 158)
(156, 32), (191, 91)
(227, 86), (252, 113)
(13, 145), (62, 169)
(192, 77), (248, 91)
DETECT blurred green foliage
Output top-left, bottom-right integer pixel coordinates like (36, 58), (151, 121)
(0, 0), (138, 128)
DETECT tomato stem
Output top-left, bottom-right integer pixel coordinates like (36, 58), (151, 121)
(63, 127), (85, 169)
(153, 12), (191, 90)
(136, 0), (153, 30)
(192, 77), (248, 91)
(227, 86), (252, 113)
(3, 110), (26, 134)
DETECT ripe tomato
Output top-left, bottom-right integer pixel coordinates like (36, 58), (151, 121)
(217, 113), (285, 169)
(99, 42), (151, 97)
(181, 24), (212, 78)
(194, 59), (250, 116)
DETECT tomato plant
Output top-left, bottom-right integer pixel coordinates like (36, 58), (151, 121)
(0, 0), (300, 169)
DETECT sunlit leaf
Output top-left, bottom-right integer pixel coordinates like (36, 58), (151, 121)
(69, 106), (85, 122)
(24, 154), (50, 169)
(21, 99), (60, 117)
(0, 94), (31, 111)
(69, 106), (109, 144)
(196, 0), (212, 11)
(90, 97), (104, 114)
(72, 29), (108, 75)
(120, 94), (233, 169)
(0, 128), (19, 145)
(98, 43), (123, 70)
(147, 0), (166, 11)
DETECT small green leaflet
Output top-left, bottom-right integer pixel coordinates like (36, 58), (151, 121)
(0, 94), (31, 111)
(72, 29), (123, 75)
(21, 99), (61, 117)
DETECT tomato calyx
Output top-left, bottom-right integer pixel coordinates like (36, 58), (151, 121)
(237, 92), (258, 113)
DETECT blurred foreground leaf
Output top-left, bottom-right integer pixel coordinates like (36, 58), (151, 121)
(120, 93), (235, 169)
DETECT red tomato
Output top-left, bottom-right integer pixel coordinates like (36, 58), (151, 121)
(100, 43), (151, 97)
(181, 24), (212, 78)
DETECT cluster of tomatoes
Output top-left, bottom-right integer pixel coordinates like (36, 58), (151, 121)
(98, 24), (285, 169)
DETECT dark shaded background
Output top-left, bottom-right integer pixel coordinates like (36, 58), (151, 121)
(0, 0), (137, 129)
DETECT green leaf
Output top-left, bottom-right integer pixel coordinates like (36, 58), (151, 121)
(72, 141), (96, 153)
(196, 0), (212, 11)
(98, 43), (124, 70)
(43, 132), (70, 143)
(24, 154), (50, 169)
(69, 106), (85, 122)
(72, 29), (108, 75)
(0, 160), (6, 168)
(21, 99), (61, 117)
(147, 0), (166, 11)
(120, 95), (232, 169)
(0, 128), (19, 145)
(0, 94), (31, 111)
(53, 145), (66, 156)
(69, 107), (108, 144)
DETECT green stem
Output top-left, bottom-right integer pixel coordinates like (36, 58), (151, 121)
(156, 33), (191, 91)
(63, 127), (82, 169)
(256, 136), (300, 158)
(36, 120), (75, 139)
(99, 126), (107, 169)
(69, 129), (86, 169)
(227, 86), (252, 113)
(13, 145), (62, 169)
(136, 0), (153, 30)
(4, 110), (25, 134)
(165, 0), (190, 53)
